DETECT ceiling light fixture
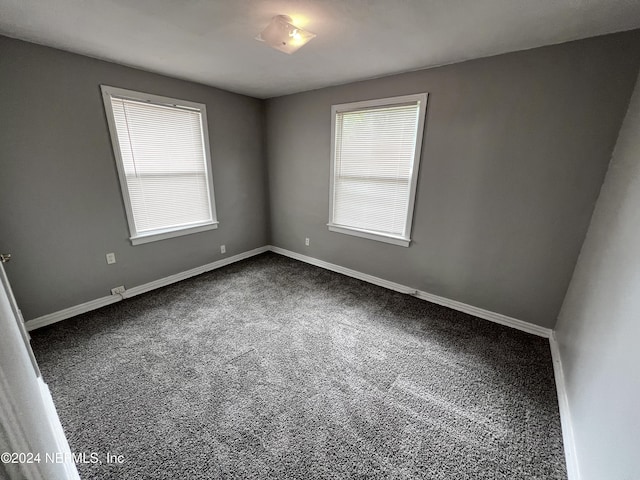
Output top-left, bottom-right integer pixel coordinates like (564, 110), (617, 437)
(256, 15), (316, 54)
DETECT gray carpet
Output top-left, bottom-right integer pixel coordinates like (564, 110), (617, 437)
(31, 252), (566, 479)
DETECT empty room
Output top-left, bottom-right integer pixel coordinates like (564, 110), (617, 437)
(1, 1), (640, 479)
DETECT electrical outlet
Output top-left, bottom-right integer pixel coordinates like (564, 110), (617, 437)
(111, 285), (125, 295)
(106, 252), (116, 264)
(220, 245), (226, 254)
(305, 238), (310, 246)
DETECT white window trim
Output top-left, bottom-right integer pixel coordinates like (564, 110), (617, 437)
(101, 85), (218, 245)
(328, 93), (428, 247)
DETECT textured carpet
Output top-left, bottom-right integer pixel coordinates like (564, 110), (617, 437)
(31, 252), (566, 479)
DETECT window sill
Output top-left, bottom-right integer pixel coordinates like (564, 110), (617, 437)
(131, 222), (219, 245)
(327, 224), (411, 247)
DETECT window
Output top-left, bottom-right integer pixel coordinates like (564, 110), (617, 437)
(101, 86), (217, 245)
(328, 93), (428, 247)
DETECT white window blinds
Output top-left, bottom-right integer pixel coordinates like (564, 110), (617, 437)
(102, 86), (217, 244)
(330, 95), (427, 246)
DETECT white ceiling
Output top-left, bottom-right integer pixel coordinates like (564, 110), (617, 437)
(1, 0), (640, 98)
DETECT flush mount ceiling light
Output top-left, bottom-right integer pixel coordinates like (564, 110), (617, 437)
(256, 15), (316, 54)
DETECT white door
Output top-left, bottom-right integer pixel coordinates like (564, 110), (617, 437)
(0, 255), (80, 480)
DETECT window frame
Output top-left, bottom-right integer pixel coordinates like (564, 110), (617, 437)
(328, 93), (428, 247)
(101, 85), (218, 245)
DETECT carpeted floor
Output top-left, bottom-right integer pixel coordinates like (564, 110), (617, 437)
(31, 252), (566, 479)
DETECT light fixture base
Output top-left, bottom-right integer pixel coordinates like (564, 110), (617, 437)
(256, 15), (316, 54)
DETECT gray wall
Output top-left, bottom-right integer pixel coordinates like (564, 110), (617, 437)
(0, 36), (269, 320)
(2, 31), (640, 329)
(555, 72), (640, 480)
(265, 31), (640, 328)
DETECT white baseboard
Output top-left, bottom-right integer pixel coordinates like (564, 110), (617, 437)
(268, 246), (418, 295)
(25, 246), (269, 331)
(25, 295), (121, 331)
(121, 246), (270, 299)
(27, 243), (552, 340)
(268, 246), (552, 338)
(414, 290), (551, 337)
(549, 332), (580, 480)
